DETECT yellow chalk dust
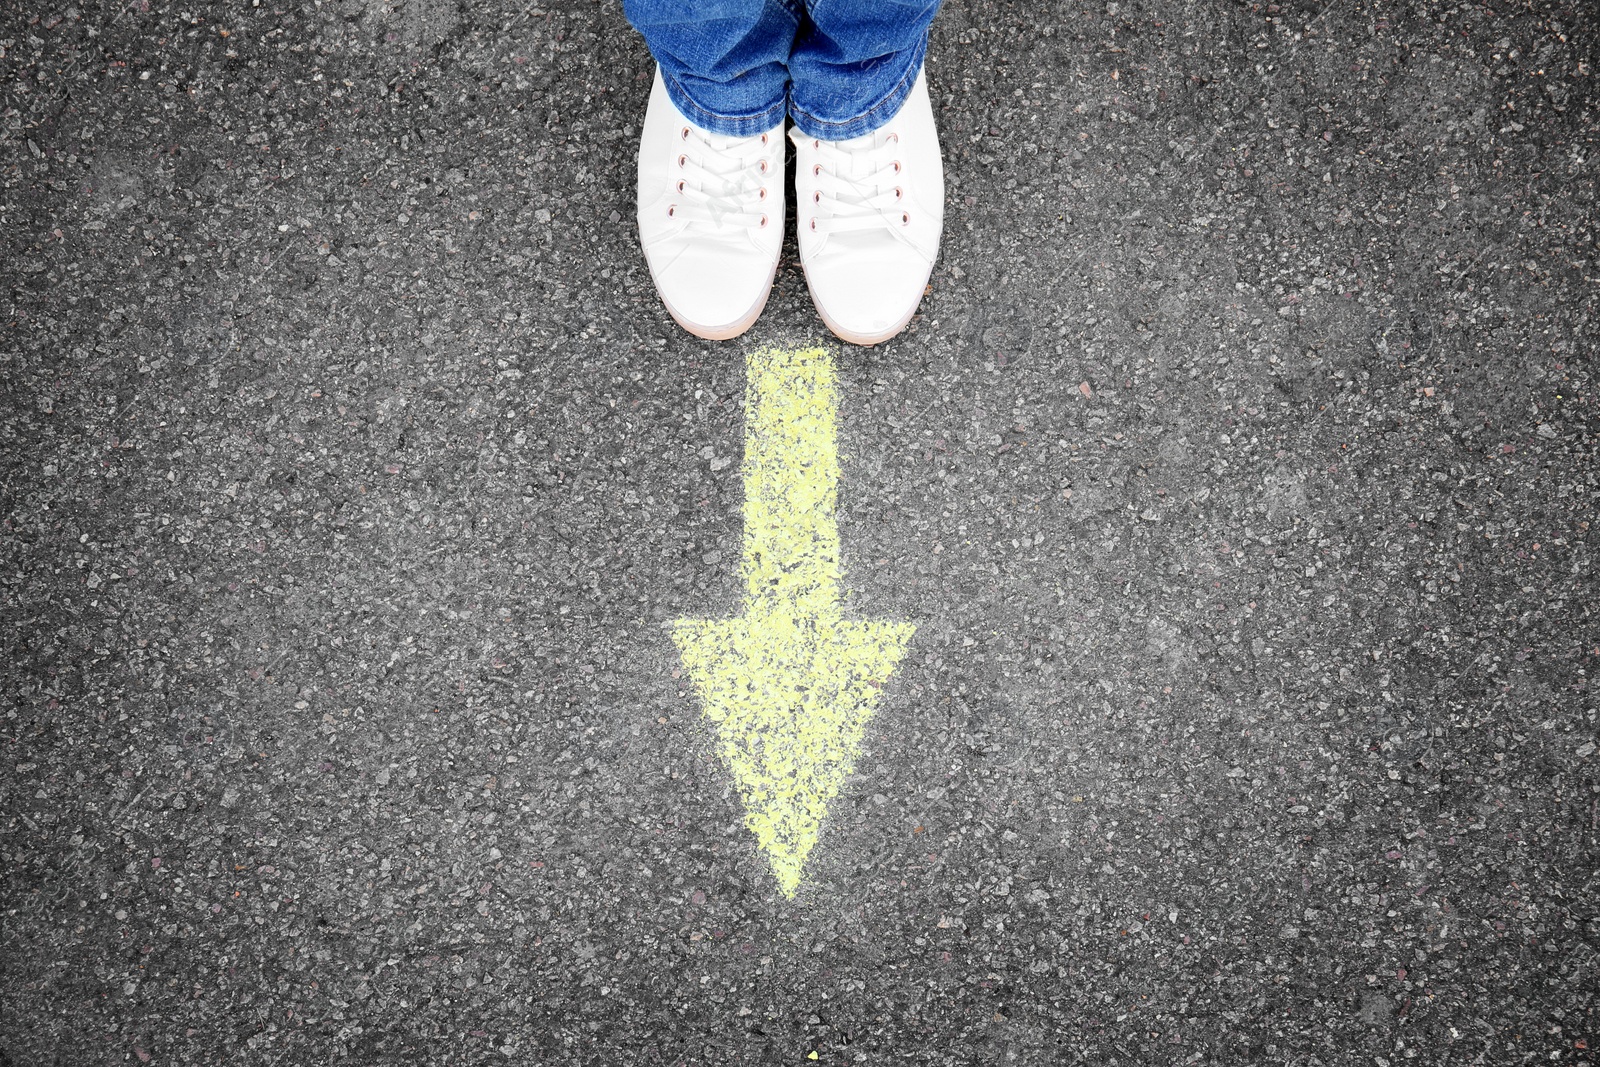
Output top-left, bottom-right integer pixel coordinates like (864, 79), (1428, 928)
(672, 347), (914, 897)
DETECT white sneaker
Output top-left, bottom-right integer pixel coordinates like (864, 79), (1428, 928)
(792, 68), (944, 346)
(636, 70), (784, 340)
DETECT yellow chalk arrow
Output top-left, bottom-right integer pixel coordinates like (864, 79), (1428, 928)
(672, 346), (915, 898)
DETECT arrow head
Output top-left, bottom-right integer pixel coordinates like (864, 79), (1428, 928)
(671, 612), (915, 897)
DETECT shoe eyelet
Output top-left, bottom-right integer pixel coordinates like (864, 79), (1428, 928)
(809, 218), (817, 231)
(895, 186), (903, 200)
(667, 205), (677, 217)
(759, 214), (769, 228)
(676, 179), (686, 193)
(892, 160), (902, 173)
(677, 154), (687, 168)
(758, 187), (767, 200)
(812, 190), (821, 204)
(812, 139), (820, 149)
(812, 163), (822, 177)
(681, 127), (690, 140)
(758, 159), (769, 174)
(888, 131), (900, 143)
(900, 212), (910, 226)
(761, 132), (769, 145)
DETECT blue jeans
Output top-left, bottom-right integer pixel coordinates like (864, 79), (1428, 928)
(623, 0), (942, 140)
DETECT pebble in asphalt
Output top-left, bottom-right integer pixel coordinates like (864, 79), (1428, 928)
(2, 0), (1596, 1064)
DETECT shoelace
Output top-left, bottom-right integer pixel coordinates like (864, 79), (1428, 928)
(661, 125), (773, 234)
(799, 129), (913, 243)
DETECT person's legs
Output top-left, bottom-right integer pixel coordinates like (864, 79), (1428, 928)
(789, 0), (945, 345)
(787, 0), (942, 140)
(625, 0), (946, 343)
(624, 0), (799, 138)
(626, 0), (796, 339)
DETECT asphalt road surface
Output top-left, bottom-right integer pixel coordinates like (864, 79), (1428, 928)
(3, 0), (1597, 1064)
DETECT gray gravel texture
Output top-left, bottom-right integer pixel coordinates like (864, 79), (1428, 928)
(3, 0), (1598, 1064)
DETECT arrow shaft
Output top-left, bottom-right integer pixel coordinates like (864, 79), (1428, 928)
(739, 347), (843, 620)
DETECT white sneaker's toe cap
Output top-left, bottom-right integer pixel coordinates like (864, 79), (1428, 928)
(804, 247), (932, 345)
(648, 240), (776, 339)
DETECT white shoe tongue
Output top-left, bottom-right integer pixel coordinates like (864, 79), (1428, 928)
(844, 153), (877, 182)
(851, 133), (888, 180)
(818, 130), (883, 181)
